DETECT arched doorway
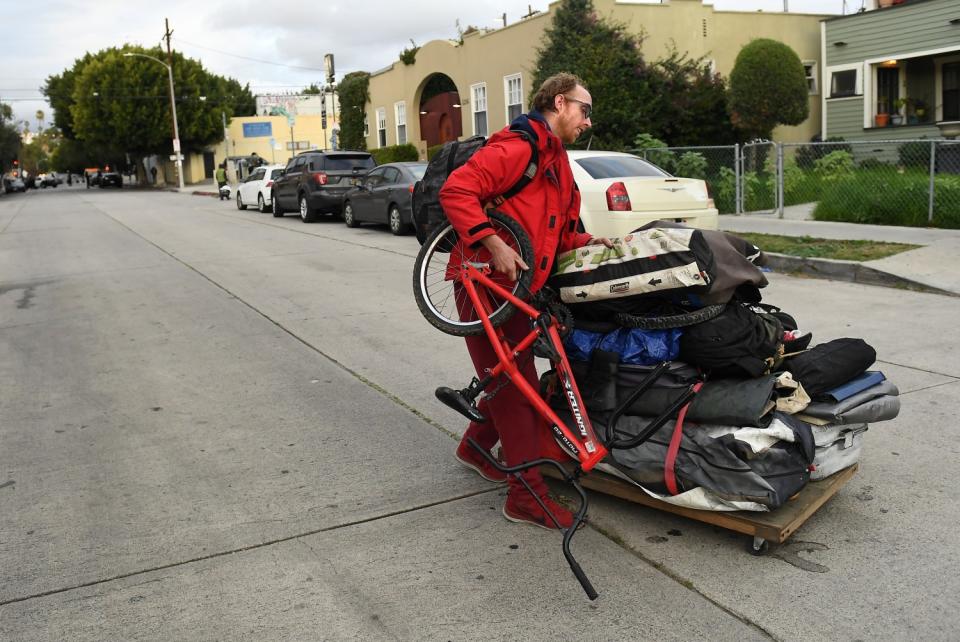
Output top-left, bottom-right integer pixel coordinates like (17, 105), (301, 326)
(417, 73), (462, 148)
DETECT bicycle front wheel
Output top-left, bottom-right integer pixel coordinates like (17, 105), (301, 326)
(412, 211), (534, 337)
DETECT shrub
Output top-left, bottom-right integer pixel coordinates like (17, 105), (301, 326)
(858, 158), (890, 170)
(728, 38), (809, 140)
(814, 150), (854, 181)
(814, 170), (960, 229)
(674, 152), (707, 180)
(632, 133), (674, 173)
(427, 144), (445, 161)
(712, 166), (737, 214)
(371, 143), (419, 164)
(795, 137), (851, 169)
(898, 139), (932, 168)
(399, 40), (419, 66)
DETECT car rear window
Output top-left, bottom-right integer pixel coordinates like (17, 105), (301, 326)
(322, 155), (376, 171)
(269, 169), (283, 179)
(574, 156), (669, 179)
(409, 165), (427, 180)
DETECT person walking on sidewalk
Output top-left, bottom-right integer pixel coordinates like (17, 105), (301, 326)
(440, 73), (611, 530)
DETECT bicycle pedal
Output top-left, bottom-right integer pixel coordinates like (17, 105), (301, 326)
(435, 386), (487, 423)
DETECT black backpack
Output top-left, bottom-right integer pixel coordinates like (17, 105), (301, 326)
(411, 127), (538, 244)
(678, 302), (785, 378)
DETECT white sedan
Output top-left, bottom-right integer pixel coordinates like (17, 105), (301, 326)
(236, 164), (285, 213)
(567, 150), (718, 238)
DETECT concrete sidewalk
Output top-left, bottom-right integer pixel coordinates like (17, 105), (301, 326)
(720, 213), (960, 297)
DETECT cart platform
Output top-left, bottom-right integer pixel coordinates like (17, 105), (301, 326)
(543, 462), (858, 554)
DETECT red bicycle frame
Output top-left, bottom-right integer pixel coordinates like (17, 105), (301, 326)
(458, 261), (609, 472)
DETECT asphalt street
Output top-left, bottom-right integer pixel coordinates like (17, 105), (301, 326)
(1, 185), (958, 640)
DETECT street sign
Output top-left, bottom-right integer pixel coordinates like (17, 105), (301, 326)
(169, 154), (184, 161)
(173, 138), (181, 152)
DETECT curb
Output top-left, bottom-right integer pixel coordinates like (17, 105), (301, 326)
(765, 252), (958, 297)
(190, 191), (219, 197)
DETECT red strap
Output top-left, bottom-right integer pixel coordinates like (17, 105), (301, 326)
(664, 382), (703, 495)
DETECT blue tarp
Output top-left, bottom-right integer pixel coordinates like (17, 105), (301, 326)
(564, 327), (681, 365)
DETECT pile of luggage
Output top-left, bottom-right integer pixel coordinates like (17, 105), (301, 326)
(542, 223), (900, 512)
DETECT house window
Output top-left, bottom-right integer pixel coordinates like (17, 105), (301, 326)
(876, 66), (900, 114)
(830, 69), (858, 97)
(395, 102), (407, 145)
(363, 113), (369, 137)
(803, 61), (818, 95)
(376, 107), (386, 148)
(471, 83), (488, 137)
(944, 62), (960, 121)
(504, 74), (523, 122)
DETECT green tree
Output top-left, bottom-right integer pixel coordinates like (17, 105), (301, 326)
(728, 38), (809, 140)
(43, 46), (255, 167)
(302, 83), (323, 95)
(652, 50), (736, 146)
(0, 102), (21, 171)
(531, 0), (659, 150)
(337, 71), (370, 151)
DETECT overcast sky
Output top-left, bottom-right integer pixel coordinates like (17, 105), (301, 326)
(1, 0), (854, 128)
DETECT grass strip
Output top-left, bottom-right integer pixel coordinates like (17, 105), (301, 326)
(734, 232), (920, 262)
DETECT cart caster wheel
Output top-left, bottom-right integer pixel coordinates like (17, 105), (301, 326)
(747, 536), (770, 556)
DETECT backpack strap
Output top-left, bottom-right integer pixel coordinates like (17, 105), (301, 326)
(444, 140), (462, 179)
(489, 128), (539, 207)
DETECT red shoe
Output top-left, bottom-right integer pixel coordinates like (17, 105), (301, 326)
(502, 489), (579, 530)
(455, 440), (508, 483)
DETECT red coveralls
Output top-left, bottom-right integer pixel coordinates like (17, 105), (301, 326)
(439, 113), (592, 494)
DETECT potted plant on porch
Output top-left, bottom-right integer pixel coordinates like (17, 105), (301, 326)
(875, 98), (890, 128)
(891, 98), (908, 126)
(912, 99), (927, 124)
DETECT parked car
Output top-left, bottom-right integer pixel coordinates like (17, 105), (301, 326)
(3, 176), (26, 193)
(342, 162), (427, 235)
(271, 150), (376, 222)
(98, 171), (123, 188)
(40, 174), (59, 188)
(566, 151), (718, 237)
(235, 164), (285, 213)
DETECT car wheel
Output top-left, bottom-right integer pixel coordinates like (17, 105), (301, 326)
(236, 191), (246, 210)
(388, 205), (407, 236)
(258, 194), (268, 213)
(272, 193), (284, 217)
(299, 194), (318, 223)
(343, 202), (360, 228)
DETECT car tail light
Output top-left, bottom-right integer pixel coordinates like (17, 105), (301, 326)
(408, 184), (415, 193)
(703, 181), (715, 209)
(266, 180), (273, 188)
(312, 172), (328, 185)
(606, 181), (631, 211)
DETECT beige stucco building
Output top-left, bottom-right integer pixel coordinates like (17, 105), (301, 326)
(365, 0), (830, 156)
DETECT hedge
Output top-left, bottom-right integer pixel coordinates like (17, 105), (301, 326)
(370, 144), (419, 165)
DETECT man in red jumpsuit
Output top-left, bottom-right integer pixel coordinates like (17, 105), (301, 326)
(440, 73), (611, 529)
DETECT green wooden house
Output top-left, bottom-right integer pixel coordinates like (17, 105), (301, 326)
(822, 0), (960, 141)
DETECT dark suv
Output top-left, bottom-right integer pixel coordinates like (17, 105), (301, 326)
(271, 151), (376, 222)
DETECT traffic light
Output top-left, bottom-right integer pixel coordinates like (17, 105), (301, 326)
(13, 159), (18, 166)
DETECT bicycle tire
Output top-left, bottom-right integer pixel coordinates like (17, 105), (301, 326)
(412, 211), (534, 337)
(614, 303), (726, 330)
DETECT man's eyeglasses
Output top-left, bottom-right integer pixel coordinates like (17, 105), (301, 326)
(563, 95), (593, 119)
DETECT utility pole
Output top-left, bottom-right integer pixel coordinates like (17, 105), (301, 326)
(163, 18), (184, 190)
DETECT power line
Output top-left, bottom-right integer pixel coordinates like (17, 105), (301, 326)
(171, 37), (327, 73)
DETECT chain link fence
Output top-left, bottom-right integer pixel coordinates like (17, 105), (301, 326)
(632, 139), (960, 227)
